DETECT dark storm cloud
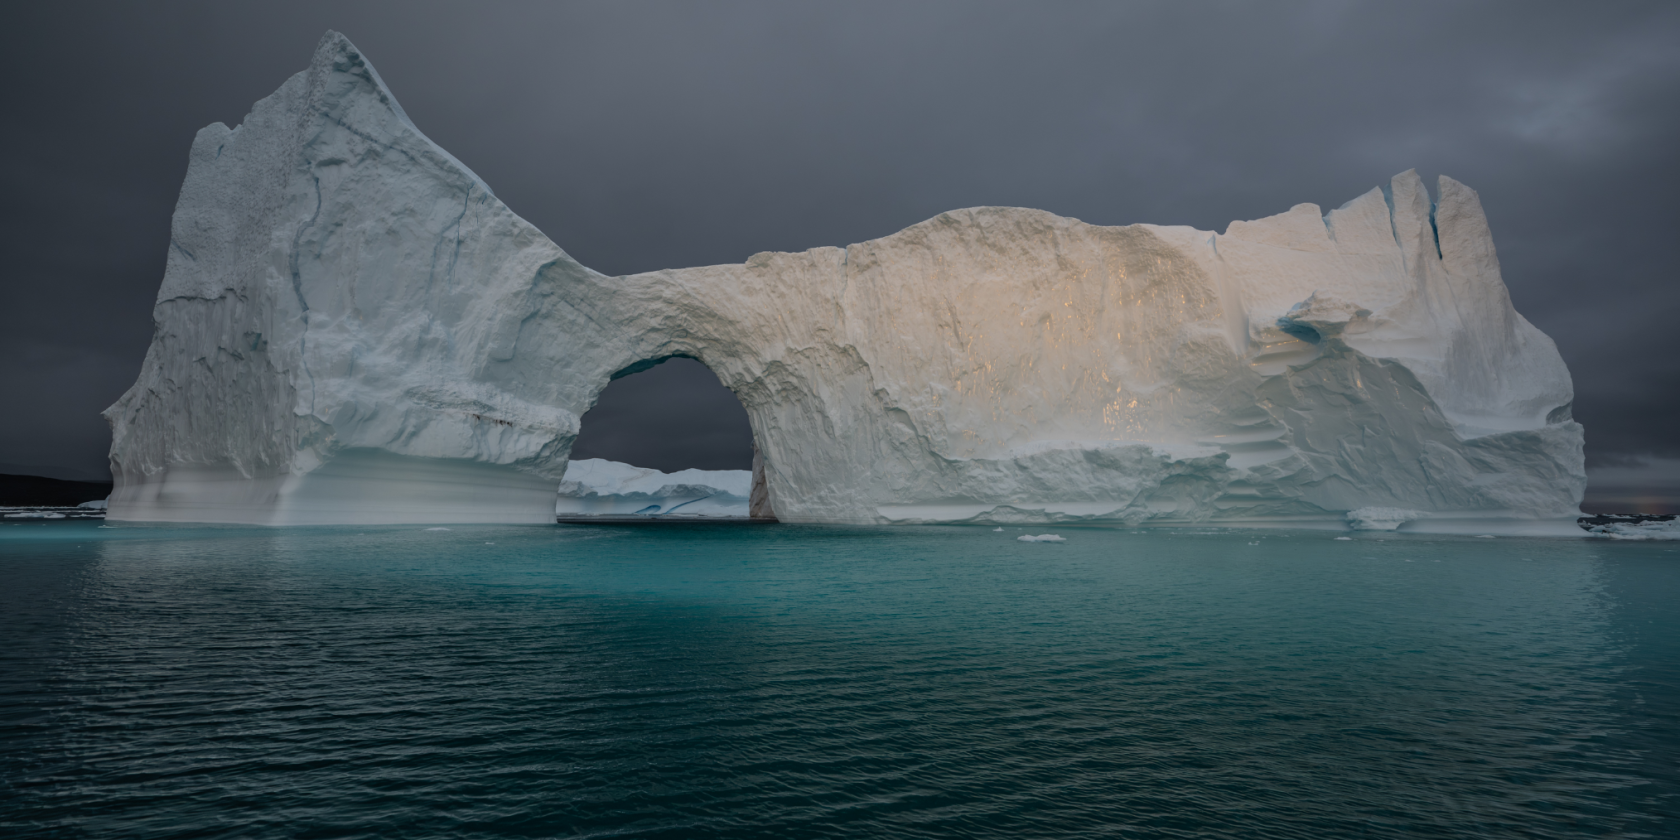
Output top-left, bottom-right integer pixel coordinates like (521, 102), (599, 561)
(2, 2), (1676, 492)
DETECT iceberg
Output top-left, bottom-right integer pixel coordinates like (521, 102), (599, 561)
(1579, 515), (1680, 540)
(105, 32), (1586, 534)
(556, 459), (752, 520)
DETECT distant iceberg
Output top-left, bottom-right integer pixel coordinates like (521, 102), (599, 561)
(557, 459), (752, 519)
(1581, 516), (1679, 541)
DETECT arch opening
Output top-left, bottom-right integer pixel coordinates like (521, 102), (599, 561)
(558, 357), (776, 522)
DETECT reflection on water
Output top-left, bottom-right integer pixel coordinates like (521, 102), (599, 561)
(2, 522), (1675, 838)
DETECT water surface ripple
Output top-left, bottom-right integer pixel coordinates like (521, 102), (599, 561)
(2, 522), (1675, 838)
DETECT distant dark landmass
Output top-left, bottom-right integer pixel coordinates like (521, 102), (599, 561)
(0, 474), (113, 507)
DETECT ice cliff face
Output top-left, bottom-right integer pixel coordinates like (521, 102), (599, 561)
(106, 32), (1586, 532)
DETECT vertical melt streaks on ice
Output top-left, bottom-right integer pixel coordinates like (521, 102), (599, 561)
(106, 31), (1585, 532)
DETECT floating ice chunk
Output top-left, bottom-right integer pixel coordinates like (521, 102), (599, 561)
(424, 527), (451, 531)
(77, 499), (108, 510)
(1018, 534), (1066, 543)
(1346, 508), (1426, 531)
(4, 511), (66, 519)
(1334, 536), (1353, 540)
(992, 527), (1005, 532)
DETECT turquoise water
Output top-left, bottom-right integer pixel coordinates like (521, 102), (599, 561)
(2, 521), (1675, 838)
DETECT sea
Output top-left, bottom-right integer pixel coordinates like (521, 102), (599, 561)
(2, 520), (1675, 839)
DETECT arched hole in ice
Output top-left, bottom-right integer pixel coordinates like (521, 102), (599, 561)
(1276, 317), (1322, 344)
(559, 357), (772, 521)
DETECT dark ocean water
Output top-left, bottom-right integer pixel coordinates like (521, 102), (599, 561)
(1, 521), (1675, 839)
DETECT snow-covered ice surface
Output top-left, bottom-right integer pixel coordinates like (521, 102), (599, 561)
(557, 459), (751, 519)
(1017, 534), (1067, 543)
(106, 32), (1586, 533)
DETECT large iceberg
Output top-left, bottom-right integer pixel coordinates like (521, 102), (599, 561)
(105, 32), (1585, 533)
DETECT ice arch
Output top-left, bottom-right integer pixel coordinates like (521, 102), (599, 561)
(571, 356), (754, 473)
(559, 355), (775, 522)
(106, 33), (1586, 533)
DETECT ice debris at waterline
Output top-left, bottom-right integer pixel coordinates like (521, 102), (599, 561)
(1579, 515), (1680, 541)
(3, 506), (105, 521)
(1018, 534), (1067, 543)
(104, 31), (1585, 533)
(557, 459), (753, 520)
(1345, 507), (1428, 531)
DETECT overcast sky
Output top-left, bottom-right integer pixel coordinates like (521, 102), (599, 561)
(2, 2), (1676, 506)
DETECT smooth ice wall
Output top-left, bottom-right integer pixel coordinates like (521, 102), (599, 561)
(105, 32), (1584, 531)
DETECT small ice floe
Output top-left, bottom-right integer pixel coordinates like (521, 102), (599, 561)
(1334, 536), (1353, 541)
(424, 527), (451, 532)
(1476, 534), (1496, 538)
(992, 527), (1005, 532)
(1018, 534), (1065, 543)
(77, 499), (108, 510)
(4, 511), (65, 519)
